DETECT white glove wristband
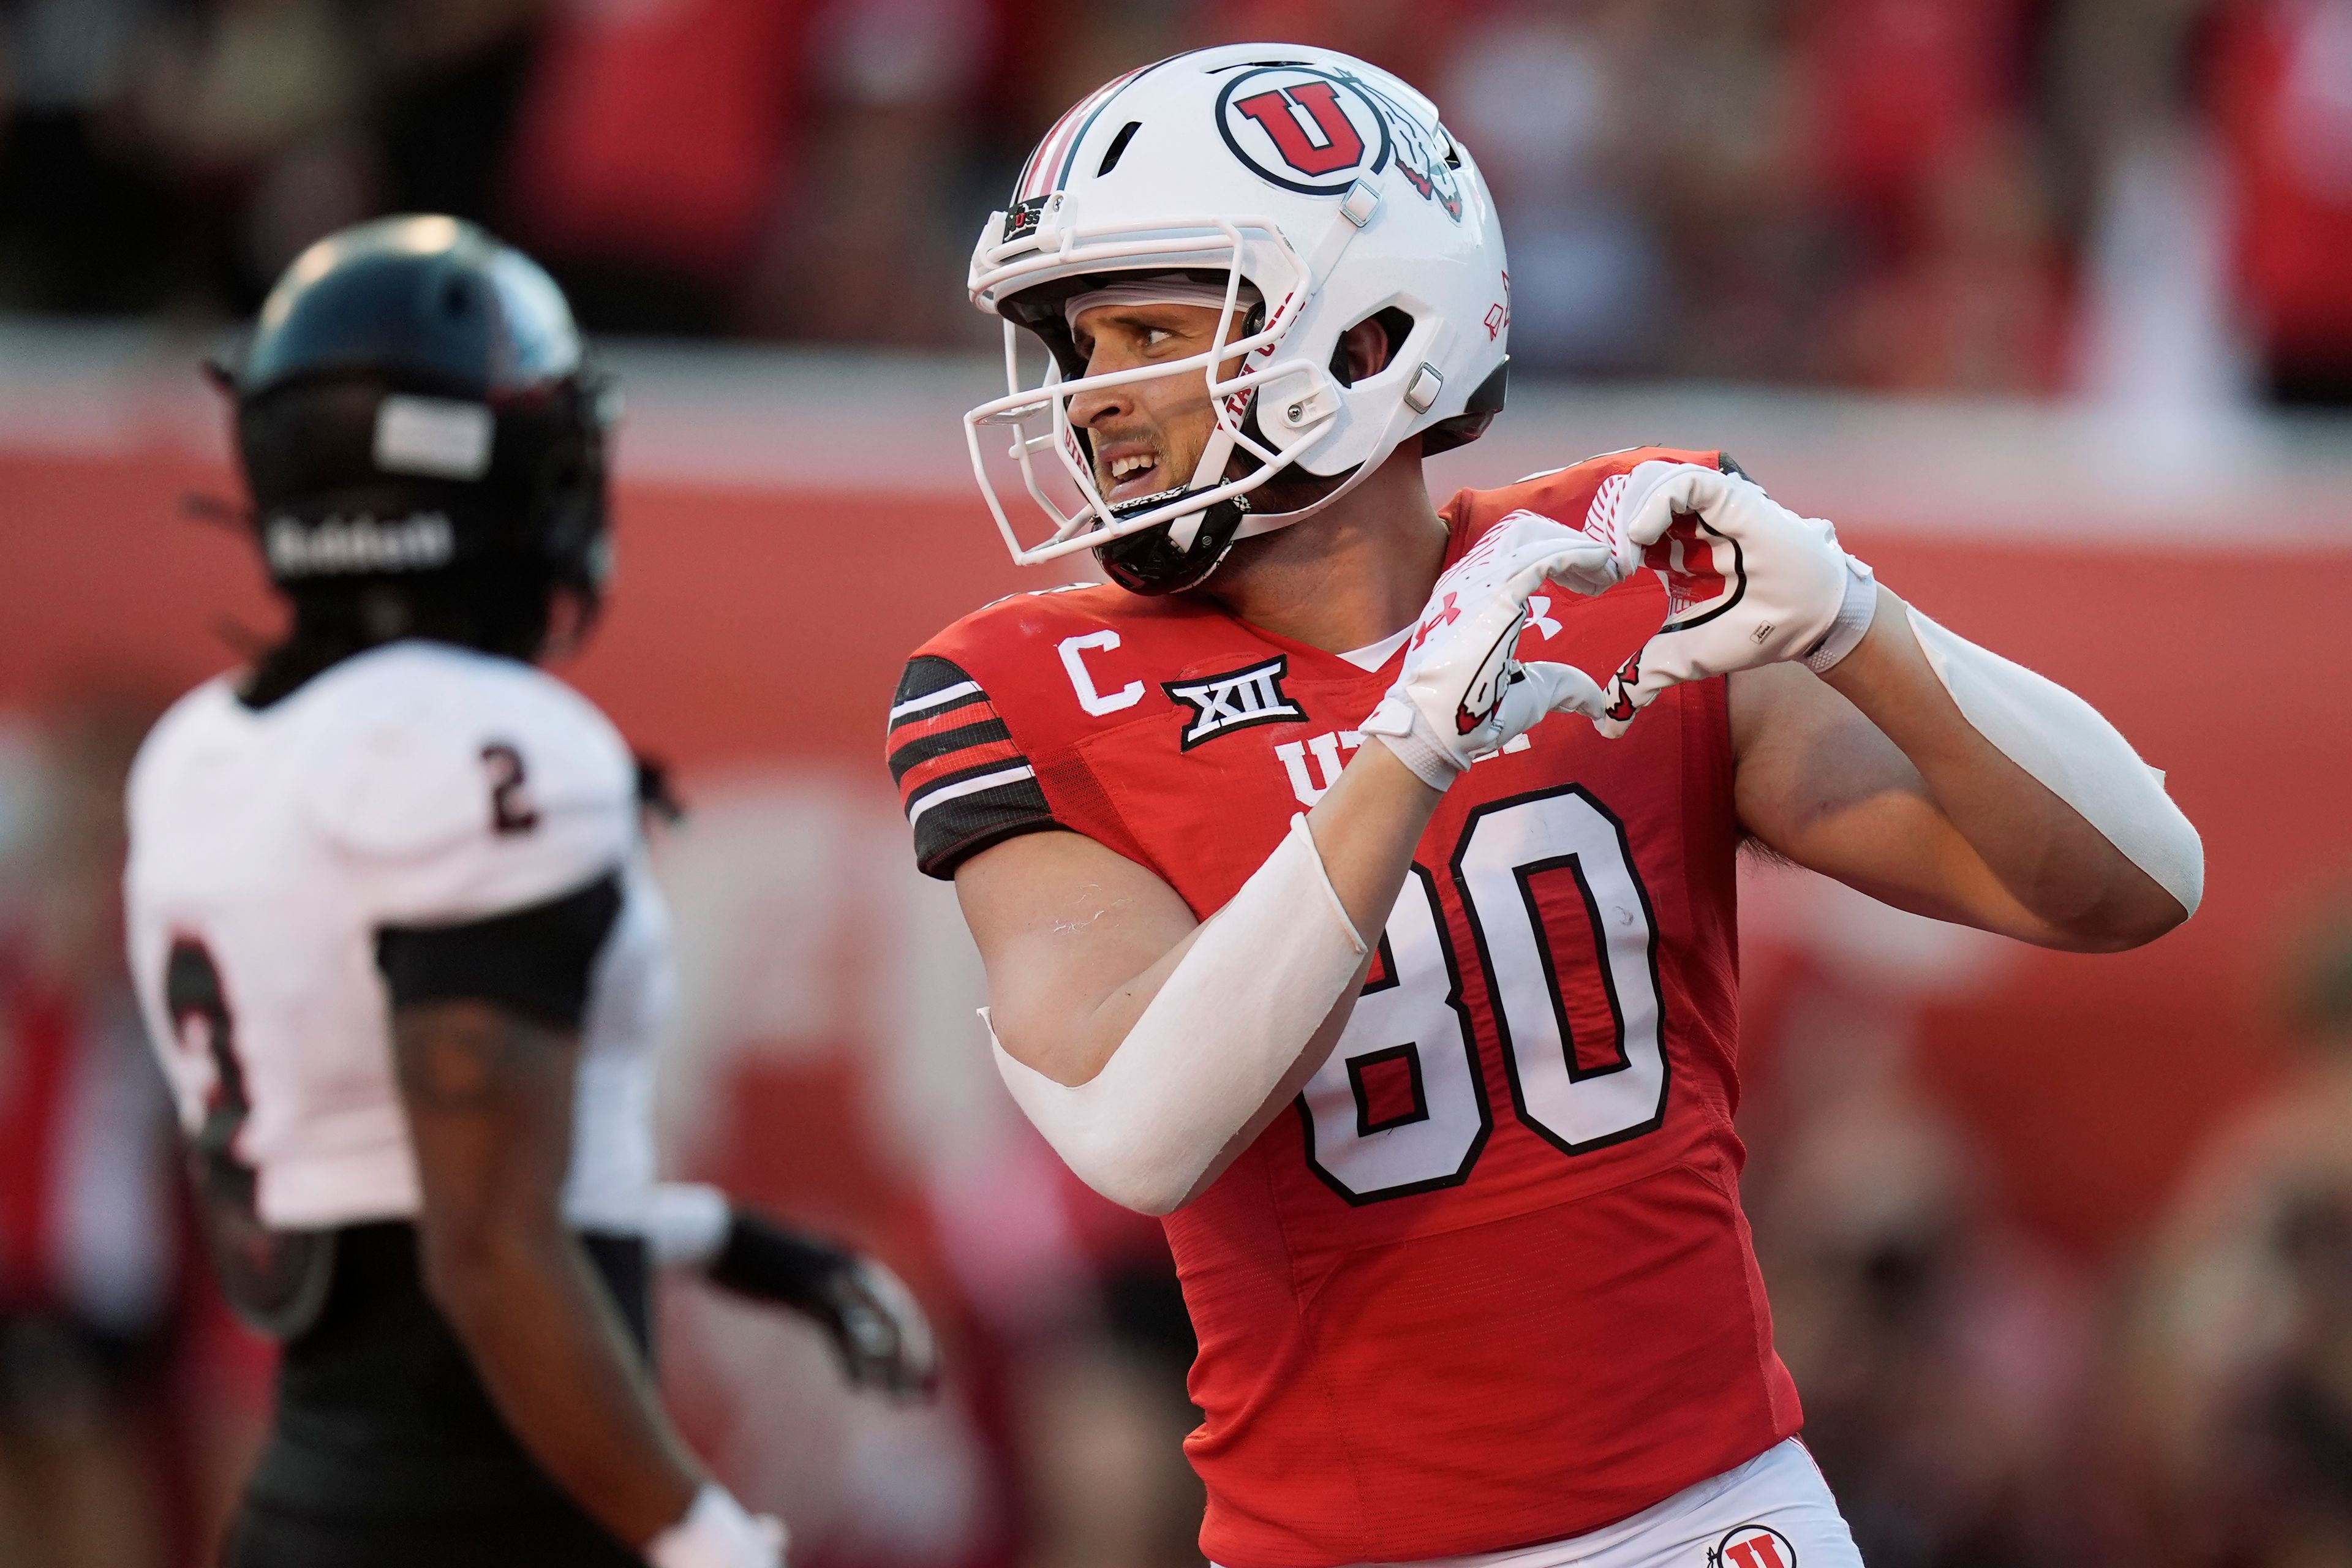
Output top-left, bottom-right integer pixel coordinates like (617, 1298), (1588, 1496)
(1360, 698), (1463, 791)
(989, 813), (1368, 1215)
(646, 1484), (786, 1568)
(1802, 557), (1879, 674)
(644, 1183), (731, 1269)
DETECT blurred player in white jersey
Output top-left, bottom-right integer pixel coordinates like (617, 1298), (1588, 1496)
(124, 217), (935, 1568)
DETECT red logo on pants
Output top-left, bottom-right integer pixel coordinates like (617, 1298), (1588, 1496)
(1713, 1526), (1796, 1568)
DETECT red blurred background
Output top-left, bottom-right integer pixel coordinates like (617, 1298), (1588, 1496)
(9, 0), (2352, 1563)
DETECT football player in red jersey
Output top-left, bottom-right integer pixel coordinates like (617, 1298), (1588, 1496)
(891, 45), (2203, 1568)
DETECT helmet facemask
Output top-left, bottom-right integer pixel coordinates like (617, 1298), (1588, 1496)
(966, 216), (1353, 591)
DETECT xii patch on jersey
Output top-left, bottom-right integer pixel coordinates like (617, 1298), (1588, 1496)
(1160, 655), (1308, 748)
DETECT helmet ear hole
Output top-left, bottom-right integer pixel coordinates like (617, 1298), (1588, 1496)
(1330, 307), (1414, 388)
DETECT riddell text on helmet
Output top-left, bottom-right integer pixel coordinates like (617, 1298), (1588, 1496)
(263, 513), (456, 577)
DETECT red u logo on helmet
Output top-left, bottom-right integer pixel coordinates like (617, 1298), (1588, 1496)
(1231, 83), (1366, 176)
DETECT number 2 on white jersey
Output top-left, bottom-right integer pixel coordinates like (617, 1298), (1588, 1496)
(1299, 785), (1668, 1204)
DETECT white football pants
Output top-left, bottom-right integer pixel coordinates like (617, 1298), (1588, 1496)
(1250, 1439), (1866, 1568)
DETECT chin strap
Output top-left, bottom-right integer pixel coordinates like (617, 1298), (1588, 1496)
(1224, 393), (1408, 544)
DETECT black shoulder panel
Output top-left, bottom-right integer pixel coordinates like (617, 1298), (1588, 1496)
(375, 870), (623, 1028)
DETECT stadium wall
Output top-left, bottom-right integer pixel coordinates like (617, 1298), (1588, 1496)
(7, 325), (2351, 1258)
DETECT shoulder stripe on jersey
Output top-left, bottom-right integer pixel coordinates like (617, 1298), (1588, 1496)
(894, 654), (979, 704)
(907, 764), (1038, 827)
(889, 677), (1020, 809)
(909, 764), (1057, 878)
(888, 680), (982, 723)
(890, 654), (1062, 878)
(894, 728), (1016, 799)
(889, 713), (1009, 775)
(899, 741), (1026, 805)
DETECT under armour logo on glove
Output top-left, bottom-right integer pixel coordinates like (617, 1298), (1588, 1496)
(1412, 592), (1463, 650)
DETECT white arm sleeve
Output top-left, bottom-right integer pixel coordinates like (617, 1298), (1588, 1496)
(989, 814), (1369, 1216)
(1906, 605), (2204, 917)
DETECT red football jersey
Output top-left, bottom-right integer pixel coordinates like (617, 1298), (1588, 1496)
(889, 448), (1801, 1567)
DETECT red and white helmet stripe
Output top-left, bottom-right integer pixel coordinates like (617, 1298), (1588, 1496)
(1013, 61), (1160, 203)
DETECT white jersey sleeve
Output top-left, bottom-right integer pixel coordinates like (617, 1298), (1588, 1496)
(125, 642), (668, 1235)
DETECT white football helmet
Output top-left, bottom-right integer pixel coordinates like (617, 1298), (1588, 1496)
(965, 43), (1510, 593)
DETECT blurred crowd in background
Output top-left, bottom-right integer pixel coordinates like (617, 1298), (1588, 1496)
(2, 0), (2352, 400)
(8, 3), (2352, 1568)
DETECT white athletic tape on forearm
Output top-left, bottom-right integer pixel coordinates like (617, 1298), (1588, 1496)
(644, 1183), (731, 1269)
(645, 1483), (786, 1568)
(989, 813), (1368, 1215)
(1906, 605), (2204, 916)
(1803, 558), (1879, 674)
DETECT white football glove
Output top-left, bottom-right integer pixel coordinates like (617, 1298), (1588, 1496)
(1359, 513), (1619, 789)
(1559, 460), (1879, 737)
(646, 1484), (787, 1568)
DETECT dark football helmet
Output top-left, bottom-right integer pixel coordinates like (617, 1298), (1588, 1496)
(221, 215), (614, 615)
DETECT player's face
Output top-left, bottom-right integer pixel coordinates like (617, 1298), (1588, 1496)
(1066, 302), (1251, 507)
